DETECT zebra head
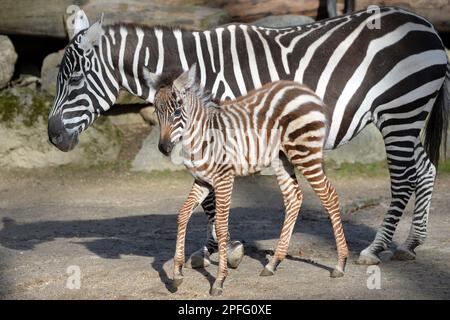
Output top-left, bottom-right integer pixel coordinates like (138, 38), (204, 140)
(143, 65), (199, 156)
(48, 12), (118, 152)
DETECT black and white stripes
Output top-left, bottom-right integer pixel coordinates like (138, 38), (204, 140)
(48, 6), (449, 267)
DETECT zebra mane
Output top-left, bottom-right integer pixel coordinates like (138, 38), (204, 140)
(188, 83), (220, 110)
(107, 22), (199, 33)
(150, 68), (219, 110)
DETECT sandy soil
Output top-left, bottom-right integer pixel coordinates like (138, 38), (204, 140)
(0, 167), (449, 300)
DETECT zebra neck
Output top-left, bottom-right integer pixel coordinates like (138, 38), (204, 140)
(103, 24), (197, 103)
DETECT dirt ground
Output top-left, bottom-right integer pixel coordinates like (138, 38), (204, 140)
(0, 166), (449, 300)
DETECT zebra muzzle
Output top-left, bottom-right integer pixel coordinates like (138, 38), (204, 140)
(48, 116), (79, 152)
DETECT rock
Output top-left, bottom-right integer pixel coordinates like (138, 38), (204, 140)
(108, 112), (148, 128)
(12, 74), (41, 91)
(0, 88), (121, 168)
(139, 106), (158, 125)
(41, 51), (64, 96)
(325, 123), (386, 165)
(116, 90), (147, 105)
(131, 125), (184, 172)
(0, 35), (17, 89)
(253, 15), (315, 28)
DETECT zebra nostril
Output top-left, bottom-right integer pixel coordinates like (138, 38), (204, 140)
(51, 133), (63, 145)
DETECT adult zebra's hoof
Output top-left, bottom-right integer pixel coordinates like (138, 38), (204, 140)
(172, 277), (184, 288)
(356, 251), (380, 265)
(259, 267), (275, 277)
(392, 247), (416, 261)
(227, 241), (244, 269)
(186, 247), (211, 269)
(330, 267), (345, 278)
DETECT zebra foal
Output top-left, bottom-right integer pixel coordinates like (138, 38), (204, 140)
(145, 64), (348, 295)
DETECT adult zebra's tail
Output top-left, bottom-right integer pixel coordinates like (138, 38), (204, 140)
(424, 62), (450, 167)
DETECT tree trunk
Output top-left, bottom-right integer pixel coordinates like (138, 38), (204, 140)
(211, 0), (321, 22)
(0, 0), (230, 38)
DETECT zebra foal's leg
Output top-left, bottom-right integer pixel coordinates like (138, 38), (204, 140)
(187, 190), (244, 269)
(172, 180), (210, 288)
(261, 154), (303, 276)
(302, 166), (349, 277)
(393, 143), (436, 260)
(210, 175), (234, 296)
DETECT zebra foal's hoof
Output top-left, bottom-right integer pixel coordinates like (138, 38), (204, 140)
(210, 287), (223, 296)
(227, 241), (245, 269)
(186, 247), (211, 269)
(210, 279), (224, 296)
(259, 267), (275, 277)
(392, 247), (416, 261)
(330, 267), (345, 278)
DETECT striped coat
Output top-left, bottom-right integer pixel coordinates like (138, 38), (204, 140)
(146, 65), (348, 295)
(48, 6), (449, 268)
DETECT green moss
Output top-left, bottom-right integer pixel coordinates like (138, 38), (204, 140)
(324, 160), (389, 178)
(23, 93), (51, 127)
(0, 89), (52, 127)
(0, 92), (21, 125)
(437, 159), (450, 174)
(142, 169), (190, 180)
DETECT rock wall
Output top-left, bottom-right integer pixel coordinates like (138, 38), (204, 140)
(0, 88), (122, 169)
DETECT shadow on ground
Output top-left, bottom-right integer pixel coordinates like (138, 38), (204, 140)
(1, 203), (444, 298)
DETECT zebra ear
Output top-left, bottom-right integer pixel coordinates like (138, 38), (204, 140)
(142, 67), (160, 89)
(174, 63), (197, 91)
(79, 14), (104, 51)
(69, 8), (90, 40)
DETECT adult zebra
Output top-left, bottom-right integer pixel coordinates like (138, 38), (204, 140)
(48, 6), (449, 268)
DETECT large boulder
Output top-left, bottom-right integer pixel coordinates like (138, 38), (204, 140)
(325, 124), (386, 165)
(41, 51), (64, 96)
(253, 15), (314, 27)
(0, 35), (17, 89)
(131, 125), (184, 172)
(0, 88), (121, 169)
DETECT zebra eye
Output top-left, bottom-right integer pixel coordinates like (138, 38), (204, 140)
(173, 109), (181, 117)
(69, 74), (83, 85)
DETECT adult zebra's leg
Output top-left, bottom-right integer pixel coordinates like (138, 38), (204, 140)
(261, 154), (303, 276)
(393, 143), (436, 260)
(357, 137), (416, 265)
(186, 190), (245, 269)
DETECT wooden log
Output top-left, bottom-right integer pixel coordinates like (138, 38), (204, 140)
(0, 0), (230, 39)
(210, 0), (321, 22)
(355, 0), (450, 32)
